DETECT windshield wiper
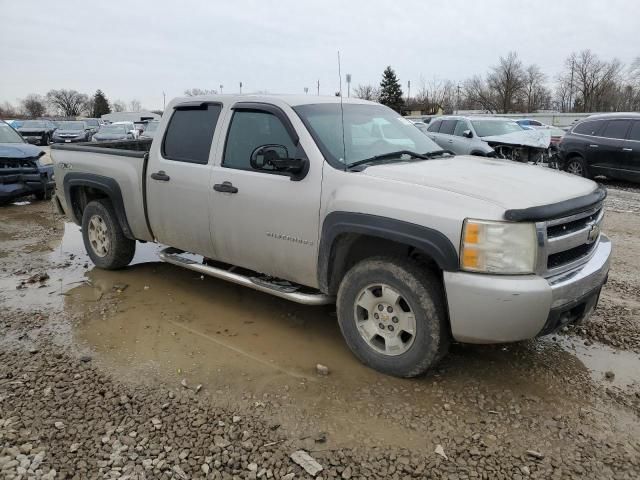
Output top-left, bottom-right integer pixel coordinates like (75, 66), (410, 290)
(347, 150), (430, 170)
(422, 149), (453, 158)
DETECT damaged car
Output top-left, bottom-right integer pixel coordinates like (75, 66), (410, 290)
(426, 116), (552, 163)
(0, 120), (55, 205)
(16, 119), (58, 146)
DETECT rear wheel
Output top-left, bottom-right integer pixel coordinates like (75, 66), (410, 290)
(81, 199), (135, 269)
(565, 156), (588, 178)
(336, 256), (449, 377)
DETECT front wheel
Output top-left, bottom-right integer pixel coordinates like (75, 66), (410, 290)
(336, 257), (449, 377)
(565, 156), (589, 178)
(41, 134), (49, 146)
(81, 199), (135, 269)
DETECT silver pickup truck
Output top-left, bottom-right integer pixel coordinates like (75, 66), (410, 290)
(52, 95), (611, 377)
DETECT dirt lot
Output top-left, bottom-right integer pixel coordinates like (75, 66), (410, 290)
(1, 180), (639, 479)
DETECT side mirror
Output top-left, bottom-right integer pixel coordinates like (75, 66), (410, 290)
(463, 129), (473, 138)
(250, 144), (309, 181)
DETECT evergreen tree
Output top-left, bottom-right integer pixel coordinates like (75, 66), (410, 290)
(378, 66), (404, 113)
(91, 90), (111, 118)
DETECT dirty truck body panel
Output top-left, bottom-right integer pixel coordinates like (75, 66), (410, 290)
(51, 95), (611, 353)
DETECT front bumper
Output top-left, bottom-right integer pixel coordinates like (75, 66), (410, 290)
(0, 166), (55, 201)
(52, 137), (86, 143)
(443, 235), (611, 343)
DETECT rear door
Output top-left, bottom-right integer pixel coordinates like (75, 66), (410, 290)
(587, 119), (630, 175)
(622, 120), (640, 180)
(146, 102), (223, 257)
(433, 119), (459, 152)
(209, 103), (322, 287)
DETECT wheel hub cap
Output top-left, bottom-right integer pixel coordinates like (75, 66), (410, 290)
(88, 215), (110, 257)
(354, 283), (416, 356)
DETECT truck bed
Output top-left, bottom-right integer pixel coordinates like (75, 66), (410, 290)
(51, 138), (152, 157)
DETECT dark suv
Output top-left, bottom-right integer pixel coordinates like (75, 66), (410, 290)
(558, 113), (640, 182)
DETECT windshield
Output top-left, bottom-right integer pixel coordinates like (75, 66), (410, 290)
(0, 123), (24, 143)
(294, 103), (443, 166)
(471, 120), (524, 137)
(84, 119), (99, 127)
(58, 121), (86, 130)
(99, 125), (127, 134)
(145, 122), (159, 132)
(21, 120), (46, 128)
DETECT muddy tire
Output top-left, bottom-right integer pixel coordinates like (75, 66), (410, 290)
(336, 256), (449, 378)
(565, 155), (589, 178)
(81, 199), (135, 270)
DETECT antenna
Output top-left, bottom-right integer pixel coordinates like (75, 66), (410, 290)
(337, 51), (347, 171)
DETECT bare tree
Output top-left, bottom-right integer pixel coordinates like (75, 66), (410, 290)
(564, 50), (623, 112)
(0, 101), (19, 118)
(129, 99), (142, 112)
(463, 75), (500, 112)
(353, 84), (379, 101)
(46, 89), (88, 117)
(414, 77), (457, 114)
(486, 52), (525, 113)
(184, 88), (218, 96)
(112, 100), (127, 112)
(21, 94), (47, 118)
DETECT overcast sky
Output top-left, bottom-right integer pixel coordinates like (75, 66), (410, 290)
(1, 0), (637, 111)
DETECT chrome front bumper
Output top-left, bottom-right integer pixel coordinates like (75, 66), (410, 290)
(443, 235), (611, 344)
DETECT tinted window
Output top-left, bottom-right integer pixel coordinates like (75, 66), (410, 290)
(439, 119), (457, 135)
(427, 120), (441, 132)
(572, 120), (602, 136)
(601, 120), (631, 140)
(454, 120), (469, 137)
(162, 104), (221, 164)
(628, 121), (640, 142)
(223, 110), (296, 171)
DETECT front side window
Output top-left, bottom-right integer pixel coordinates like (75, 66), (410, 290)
(453, 120), (470, 137)
(572, 120), (602, 136)
(223, 110), (296, 171)
(601, 120), (631, 140)
(628, 121), (640, 142)
(162, 104), (221, 164)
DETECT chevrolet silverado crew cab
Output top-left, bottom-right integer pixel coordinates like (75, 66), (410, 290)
(51, 95), (611, 377)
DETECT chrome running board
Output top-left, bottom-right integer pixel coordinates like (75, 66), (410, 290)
(158, 247), (334, 306)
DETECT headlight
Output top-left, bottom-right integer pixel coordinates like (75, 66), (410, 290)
(460, 219), (537, 274)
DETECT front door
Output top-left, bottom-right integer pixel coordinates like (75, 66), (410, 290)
(622, 120), (640, 181)
(587, 119), (630, 176)
(146, 102), (223, 258)
(209, 105), (322, 287)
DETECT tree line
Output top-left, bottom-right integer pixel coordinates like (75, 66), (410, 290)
(356, 50), (640, 115)
(0, 90), (150, 119)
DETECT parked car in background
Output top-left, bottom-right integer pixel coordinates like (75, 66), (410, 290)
(112, 121), (138, 138)
(140, 120), (160, 139)
(516, 119), (545, 128)
(51, 121), (93, 143)
(4, 119), (23, 129)
(82, 118), (102, 134)
(426, 116), (551, 163)
(92, 123), (137, 142)
(558, 113), (640, 182)
(0, 120), (54, 205)
(17, 119), (57, 146)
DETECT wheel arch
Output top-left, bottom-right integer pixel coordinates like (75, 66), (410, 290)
(318, 212), (459, 294)
(63, 173), (135, 240)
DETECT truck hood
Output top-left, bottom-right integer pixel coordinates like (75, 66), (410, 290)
(482, 129), (551, 149)
(18, 128), (45, 134)
(363, 155), (597, 211)
(0, 143), (43, 159)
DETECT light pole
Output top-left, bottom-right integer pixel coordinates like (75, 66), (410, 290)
(407, 80), (411, 104)
(239, 82), (243, 94)
(346, 74), (352, 98)
(220, 84), (224, 94)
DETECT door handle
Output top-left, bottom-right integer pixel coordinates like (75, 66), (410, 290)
(622, 147), (633, 152)
(213, 181), (238, 194)
(588, 144), (599, 148)
(150, 170), (170, 181)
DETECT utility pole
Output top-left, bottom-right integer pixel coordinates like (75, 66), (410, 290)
(162, 91), (166, 111)
(239, 82), (243, 94)
(456, 83), (461, 114)
(568, 58), (575, 112)
(317, 79), (320, 96)
(407, 80), (411, 104)
(346, 74), (352, 98)
(219, 84), (224, 94)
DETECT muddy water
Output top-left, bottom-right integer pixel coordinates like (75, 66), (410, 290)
(2, 202), (639, 450)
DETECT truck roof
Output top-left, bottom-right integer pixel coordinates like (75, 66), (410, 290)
(168, 94), (377, 109)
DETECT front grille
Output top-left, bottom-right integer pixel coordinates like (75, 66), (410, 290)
(547, 243), (596, 269)
(536, 203), (603, 277)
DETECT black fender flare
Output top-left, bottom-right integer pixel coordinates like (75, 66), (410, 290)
(63, 172), (135, 239)
(318, 211), (459, 292)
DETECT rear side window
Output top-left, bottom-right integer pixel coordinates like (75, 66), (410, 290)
(601, 120), (631, 140)
(439, 119), (457, 135)
(162, 104), (222, 164)
(427, 120), (441, 132)
(572, 120), (602, 136)
(628, 121), (640, 142)
(223, 110), (296, 171)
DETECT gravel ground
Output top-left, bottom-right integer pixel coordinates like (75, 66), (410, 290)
(1, 191), (639, 479)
